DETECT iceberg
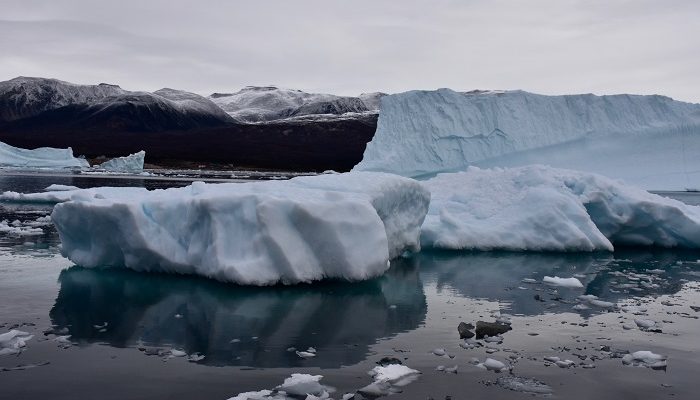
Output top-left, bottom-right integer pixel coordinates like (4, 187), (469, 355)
(421, 165), (700, 252)
(354, 89), (700, 189)
(50, 172), (430, 285)
(95, 151), (146, 173)
(0, 140), (89, 168)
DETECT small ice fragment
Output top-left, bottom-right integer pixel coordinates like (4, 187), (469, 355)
(483, 358), (506, 372)
(296, 350), (316, 358)
(432, 348), (446, 356)
(543, 276), (583, 288)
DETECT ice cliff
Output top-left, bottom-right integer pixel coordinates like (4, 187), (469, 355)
(354, 89), (700, 189)
(49, 172), (430, 285)
(0, 140), (88, 168)
(95, 151), (146, 173)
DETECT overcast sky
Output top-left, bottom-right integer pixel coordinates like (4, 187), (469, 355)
(1, 0), (698, 102)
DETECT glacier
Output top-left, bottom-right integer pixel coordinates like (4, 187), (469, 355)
(49, 172), (430, 285)
(354, 89), (700, 190)
(421, 165), (700, 252)
(95, 150), (146, 173)
(0, 140), (89, 168)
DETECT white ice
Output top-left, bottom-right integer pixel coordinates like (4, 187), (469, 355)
(369, 364), (421, 386)
(420, 165), (700, 252)
(0, 330), (34, 356)
(48, 172), (430, 285)
(543, 276), (584, 288)
(354, 89), (700, 190)
(0, 140), (88, 169)
(44, 184), (80, 192)
(95, 151), (146, 173)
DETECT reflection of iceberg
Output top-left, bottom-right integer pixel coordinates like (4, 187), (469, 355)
(415, 249), (700, 316)
(49, 259), (426, 368)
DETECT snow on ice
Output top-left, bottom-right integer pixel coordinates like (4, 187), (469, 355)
(0, 140), (88, 169)
(420, 165), (700, 252)
(95, 150), (146, 173)
(49, 172), (430, 285)
(354, 89), (700, 190)
(0, 330), (34, 356)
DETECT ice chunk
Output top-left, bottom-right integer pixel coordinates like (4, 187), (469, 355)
(44, 184), (80, 191)
(622, 351), (668, 369)
(95, 151), (145, 173)
(354, 89), (700, 190)
(276, 374), (331, 398)
(0, 219), (44, 236)
(0, 140), (89, 169)
(50, 172), (430, 285)
(482, 358), (507, 372)
(543, 276), (584, 288)
(369, 364), (421, 386)
(420, 165), (700, 251)
(0, 330), (34, 356)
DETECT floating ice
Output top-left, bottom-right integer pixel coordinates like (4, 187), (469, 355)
(0, 186), (149, 204)
(227, 374), (333, 400)
(354, 88), (700, 190)
(0, 219), (44, 236)
(482, 358), (507, 372)
(0, 330), (34, 356)
(49, 172), (430, 285)
(420, 165), (700, 251)
(369, 364), (421, 386)
(95, 151), (146, 173)
(543, 276), (584, 288)
(0, 140), (88, 169)
(622, 351), (668, 369)
(495, 375), (553, 394)
(44, 184), (80, 192)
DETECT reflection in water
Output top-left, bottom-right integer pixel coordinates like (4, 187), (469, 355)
(416, 249), (700, 316)
(49, 259), (427, 368)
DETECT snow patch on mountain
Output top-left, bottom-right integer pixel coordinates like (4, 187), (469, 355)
(209, 86), (384, 123)
(354, 89), (700, 189)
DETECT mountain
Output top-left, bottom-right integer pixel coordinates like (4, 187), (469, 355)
(208, 86), (385, 123)
(0, 77), (235, 132)
(0, 77), (378, 171)
(354, 88), (700, 190)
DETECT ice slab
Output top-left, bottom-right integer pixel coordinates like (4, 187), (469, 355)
(0, 140), (88, 169)
(421, 165), (700, 251)
(95, 151), (145, 173)
(50, 172), (430, 285)
(354, 89), (700, 190)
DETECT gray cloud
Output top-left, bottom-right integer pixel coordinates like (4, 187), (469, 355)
(1, 0), (698, 102)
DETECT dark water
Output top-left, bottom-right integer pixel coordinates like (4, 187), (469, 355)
(1, 174), (699, 399)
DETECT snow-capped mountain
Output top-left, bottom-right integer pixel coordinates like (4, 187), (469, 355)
(208, 86), (386, 123)
(0, 77), (234, 130)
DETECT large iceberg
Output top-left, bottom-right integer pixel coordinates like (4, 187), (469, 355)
(95, 151), (146, 173)
(50, 172), (430, 285)
(354, 89), (700, 189)
(421, 165), (700, 251)
(0, 140), (88, 168)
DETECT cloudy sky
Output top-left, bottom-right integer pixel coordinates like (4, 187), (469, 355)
(1, 0), (698, 102)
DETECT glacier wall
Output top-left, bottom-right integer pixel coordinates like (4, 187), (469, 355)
(0, 140), (89, 168)
(354, 89), (700, 189)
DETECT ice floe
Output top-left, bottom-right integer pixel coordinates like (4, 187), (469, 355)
(227, 374), (334, 400)
(0, 330), (33, 356)
(48, 172), (429, 285)
(420, 165), (700, 251)
(622, 351), (668, 369)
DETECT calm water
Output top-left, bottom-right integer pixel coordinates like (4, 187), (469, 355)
(1, 174), (699, 399)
